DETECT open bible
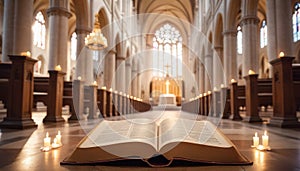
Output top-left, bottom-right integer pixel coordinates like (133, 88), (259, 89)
(61, 118), (252, 167)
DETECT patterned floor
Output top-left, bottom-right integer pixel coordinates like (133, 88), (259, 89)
(0, 109), (299, 171)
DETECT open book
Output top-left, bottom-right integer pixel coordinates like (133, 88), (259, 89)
(61, 118), (252, 167)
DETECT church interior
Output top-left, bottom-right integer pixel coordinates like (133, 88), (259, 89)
(0, 0), (300, 170)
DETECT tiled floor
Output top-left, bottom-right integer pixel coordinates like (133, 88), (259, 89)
(0, 110), (300, 171)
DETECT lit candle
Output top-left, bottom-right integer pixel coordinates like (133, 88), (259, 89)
(20, 51), (31, 57)
(77, 76), (82, 81)
(214, 87), (218, 92)
(200, 94), (202, 97)
(109, 88), (112, 92)
(220, 84), (224, 88)
(55, 65), (62, 71)
(93, 81), (98, 86)
(44, 132), (51, 147)
(252, 132), (259, 147)
(262, 131), (269, 147)
(203, 93), (207, 96)
(119, 92), (123, 95)
(231, 79), (236, 83)
(279, 52), (285, 58)
(248, 70), (256, 75)
(101, 86), (106, 90)
(207, 91), (211, 95)
(56, 131), (62, 145)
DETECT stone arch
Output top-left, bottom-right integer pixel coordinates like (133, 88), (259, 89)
(98, 7), (110, 43)
(226, 0), (242, 31)
(214, 13), (224, 64)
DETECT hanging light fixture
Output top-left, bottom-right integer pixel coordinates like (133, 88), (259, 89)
(85, 14), (107, 50)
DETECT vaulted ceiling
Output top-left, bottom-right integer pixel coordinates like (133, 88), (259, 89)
(136, 0), (195, 23)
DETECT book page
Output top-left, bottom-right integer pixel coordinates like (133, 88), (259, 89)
(158, 118), (232, 150)
(80, 119), (158, 149)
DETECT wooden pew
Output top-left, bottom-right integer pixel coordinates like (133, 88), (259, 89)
(230, 78), (272, 121)
(0, 63), (11, 107)
(293, 64), (300, 111)
(33, 75), (73, 122)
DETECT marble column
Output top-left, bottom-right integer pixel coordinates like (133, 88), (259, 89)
(125, 59), (132, 94)
(131, 59), (138, 97)
(104, 50), (116, 89)
(213, 46), (224, 89)
(267, 0), (293, 77)
(223, 30), (238, 86)
(75, 26), (91, 80)
(47, 0), (71, 78)
(241, 16), (259, 76)
(115, 56), (126, 92)
(199, 63), (205, 94)
(204, 55), (213, 92)
(2, 0), (33, 62)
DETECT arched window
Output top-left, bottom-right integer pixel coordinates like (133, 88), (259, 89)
(260, 20), (267, 48)
(152, 23), (182, 78)
(70, 32), (77, 60)
(293, 3), (300, 42)
(32, 12), (46, 49)
(237, 26), (242, 54)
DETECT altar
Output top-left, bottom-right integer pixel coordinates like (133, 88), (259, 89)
(150, 75), (183, 106)
(158, 94), (177, 106)
(157, 80), (177, 106)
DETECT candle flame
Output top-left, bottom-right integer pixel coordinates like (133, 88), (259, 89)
(231, 79), (236, 83)
(264, 130), (267, 136)
(55, 65), (62, 71)
(101, 86), (106, 90)
(248, 70), (256, 75)
(58, 131), (61, 136)
(77, 76), (81, 80)
(279, 52), (284, 58)
(46, 132), (49, 138)
(255, 132), (258, 137)
(220, 84), (224, 88)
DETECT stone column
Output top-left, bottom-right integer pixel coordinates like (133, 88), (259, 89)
(131, 67), (138, 97)
(2, 0), (33, 62)
(199, 63), (205, 94)
(47, 0), (71, 78)
(104, 50), (116, 89)
(267, 0), (294, 77)
(240, 16), (260, 76)
(213, 46), (224, 88)
(75, 26), (91, 80)
(204, 55), (213, 92)
(115, 56), (126, 92)
(125, 59), (132, 94)
(223, 30), (237, 86)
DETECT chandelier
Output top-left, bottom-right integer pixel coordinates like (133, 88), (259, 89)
(85, 14), (107, 50)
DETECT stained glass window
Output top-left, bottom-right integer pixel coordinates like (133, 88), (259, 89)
(152, 23), (182, 77)
(260, 20), (267, 48)
(237, 26), (242, 54)
(293, 3), (300, 42)
(32, 12), (46, 49)
(70, 32), (77, 60)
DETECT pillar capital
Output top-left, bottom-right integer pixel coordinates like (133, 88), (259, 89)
(222, 30), (237, 37)
(47, 7), (72, 18)
(75, 26), (92, 35)
(240, 16), (259, 26)
(116, 56), (126, 60)
(214, 46), (223, 50)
